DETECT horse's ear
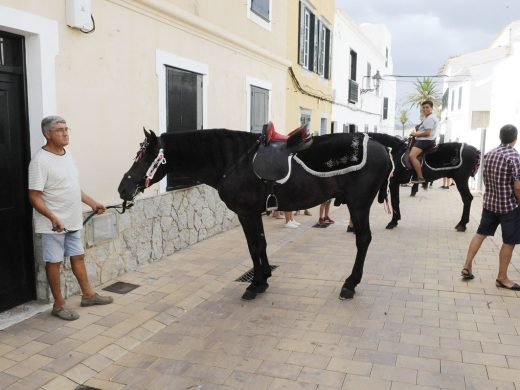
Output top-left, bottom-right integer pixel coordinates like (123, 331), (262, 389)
(143, 127), (150, 137)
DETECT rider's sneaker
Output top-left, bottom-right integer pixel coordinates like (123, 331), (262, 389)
(411, 177), (425, 184)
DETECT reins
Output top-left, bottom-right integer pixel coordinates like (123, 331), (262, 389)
(82, 202), (135, 226)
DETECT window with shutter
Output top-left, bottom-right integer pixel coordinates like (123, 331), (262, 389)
(383, 97), (389, 119)
(458, 86), (462, 109)
(251, 0), (270, 21)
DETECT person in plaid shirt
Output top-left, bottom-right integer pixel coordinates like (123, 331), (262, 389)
(461, 124), (520, 289)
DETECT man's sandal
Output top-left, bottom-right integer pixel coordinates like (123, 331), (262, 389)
(461, 268), (474, 280)
(51, 305), (79, 321)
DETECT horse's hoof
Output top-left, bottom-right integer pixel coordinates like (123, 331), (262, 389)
(255, 283), (269, 294)
(241, 289), (257, 300)
(410, 192), (416, 197)
(339, 286), (355, 300)
(455, 224), (466, 232)
(386, 222), (397, 229)
(346, 226), (355, 233)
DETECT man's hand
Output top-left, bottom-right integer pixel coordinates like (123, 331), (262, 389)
(51, 218), (65, 232)
(91, 201), (106, 215)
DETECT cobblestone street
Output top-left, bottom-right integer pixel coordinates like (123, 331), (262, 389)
(2, 184), (520, 390)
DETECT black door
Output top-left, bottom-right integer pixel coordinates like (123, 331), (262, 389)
(0, 32), (35, 312)
(165, 66), (202, 190)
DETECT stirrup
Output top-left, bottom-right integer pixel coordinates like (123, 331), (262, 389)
(266, 194), (278, 211)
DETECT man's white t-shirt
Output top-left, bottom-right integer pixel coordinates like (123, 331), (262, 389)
(28, 148), (83, 234)
(418, 114), (438, 141)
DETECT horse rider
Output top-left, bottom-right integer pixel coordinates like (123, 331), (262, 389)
(409, 100), (438, 184)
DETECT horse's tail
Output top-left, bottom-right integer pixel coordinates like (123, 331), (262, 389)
(378, 149), (394, 215)
(471, 148), (481, 177)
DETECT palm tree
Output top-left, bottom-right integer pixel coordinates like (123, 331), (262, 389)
(406, 77), (442, 111)
(398, 108), (410, 137)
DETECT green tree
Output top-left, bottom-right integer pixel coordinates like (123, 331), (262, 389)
(406, 77), (442, 111)
(398, 108), (410, 137)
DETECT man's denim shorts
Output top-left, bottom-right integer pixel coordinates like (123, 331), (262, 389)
(477, 208), (520, 245)
(42, 230), (84, 263)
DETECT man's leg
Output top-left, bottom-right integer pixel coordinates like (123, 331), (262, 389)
(462, 233), (486, 273)
(497, 243), (516, 286)
(46, 262), (66, 307)
(409, 147), (424, 181)
(70, 254), (96, 298)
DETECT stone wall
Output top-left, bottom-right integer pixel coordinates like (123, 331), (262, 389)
(34, 185), (239, 301)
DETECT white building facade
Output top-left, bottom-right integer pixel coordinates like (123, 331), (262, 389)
(440, 21), (520, 155)
(331, 10), (396, 134)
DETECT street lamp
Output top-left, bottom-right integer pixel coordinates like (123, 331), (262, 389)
(360, 70), (382, 94)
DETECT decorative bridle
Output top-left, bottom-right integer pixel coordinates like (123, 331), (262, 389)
(145, 148), (167, 188)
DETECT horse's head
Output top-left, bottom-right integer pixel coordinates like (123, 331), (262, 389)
(118, 128), (166, 201)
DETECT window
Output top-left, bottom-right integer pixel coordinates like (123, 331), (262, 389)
(320, 117), (327, 135)
(383, 97), (389, 119)
(366, 62), (371, 88)
(317, 23), (326, 76)
(458, 86), (462, 109)
(348, 50), (358, 103)
(451, 90), (455, 111)
(364, 124), (369, 133)
(442, 89), (449, 110)
(385, 47), (389, 67)
(373, 125), (378, 133)
(300, 108), (311, 126)
(251, 0), (270, 21)
(250, 85), (269, 133)
(298, 2), (331, 78)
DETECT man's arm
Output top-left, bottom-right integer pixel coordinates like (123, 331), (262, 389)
(28, 189), (64, 231)
(514, 180), (520, 201)
(81, 191), (106, 214)
(410, 128), (432, 138)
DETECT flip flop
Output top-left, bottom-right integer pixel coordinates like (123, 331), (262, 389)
(51, 305), (79, 321)
(461, 268), (474, 280)
(496, 279), (520, 291)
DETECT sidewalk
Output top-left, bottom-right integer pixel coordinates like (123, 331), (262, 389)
(2, 184), (520, 389)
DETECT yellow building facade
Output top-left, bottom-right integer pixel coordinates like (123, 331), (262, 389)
(285, 0), (335, 135)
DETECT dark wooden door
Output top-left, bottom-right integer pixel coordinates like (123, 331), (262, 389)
(165, 66), (202, 190)
(0, 31), (35, 312)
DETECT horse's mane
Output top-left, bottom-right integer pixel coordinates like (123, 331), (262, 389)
(367, 132), (405, 152)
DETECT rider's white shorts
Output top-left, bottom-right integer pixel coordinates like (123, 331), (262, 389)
(41, 230), (84, 263)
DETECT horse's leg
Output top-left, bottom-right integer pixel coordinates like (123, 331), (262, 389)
(386, 180), (401, 229)
(341, 204), (372, 299)
(410, 183), (418, 197)
(454, 178), (473, 232)
(237, 213), (270, 300)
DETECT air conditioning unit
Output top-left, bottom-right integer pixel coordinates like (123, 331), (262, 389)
(66, 0), (93, 30)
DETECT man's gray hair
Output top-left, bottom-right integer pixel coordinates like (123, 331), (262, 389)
(41, 115), (66, 134)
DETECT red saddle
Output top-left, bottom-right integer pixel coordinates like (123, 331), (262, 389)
(264, 121), (310, 145)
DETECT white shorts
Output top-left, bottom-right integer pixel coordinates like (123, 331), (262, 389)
(42, 230), (84, 263)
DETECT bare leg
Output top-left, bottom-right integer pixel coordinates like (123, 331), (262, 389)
(46, 262), (66, 307)
(70, 255), (96, 297)
(497, 243), (516, 286)
(409, 147), (424, 179)
(463, 233), (486, 272)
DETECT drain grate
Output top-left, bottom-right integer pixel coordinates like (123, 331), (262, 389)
(235, 265), (278, 282)
(102, 281), (140, 294)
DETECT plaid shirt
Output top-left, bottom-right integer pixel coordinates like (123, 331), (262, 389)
(483, 144), (520, 213)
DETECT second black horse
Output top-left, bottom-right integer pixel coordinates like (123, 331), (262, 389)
(369, 133), (480, 231)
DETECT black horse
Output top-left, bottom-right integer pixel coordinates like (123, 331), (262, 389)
(118, 128), (392, 300)
(368, 133), (480, 231)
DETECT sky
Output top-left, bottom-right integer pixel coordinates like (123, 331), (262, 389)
(336, 0), (520, 116)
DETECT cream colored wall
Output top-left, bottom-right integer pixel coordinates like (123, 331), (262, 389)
(1, 0), (288, 205)
(286, 0), (334, 133)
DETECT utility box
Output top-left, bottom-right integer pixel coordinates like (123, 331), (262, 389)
(66, 0), (93, 30)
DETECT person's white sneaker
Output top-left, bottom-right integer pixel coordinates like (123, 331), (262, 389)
(292, 220), (301, 226)
(284, 221), (298, 228)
